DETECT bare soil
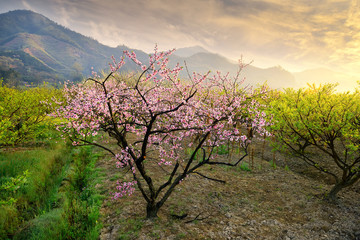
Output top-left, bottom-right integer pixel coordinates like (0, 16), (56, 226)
(96, 140), (360, 240)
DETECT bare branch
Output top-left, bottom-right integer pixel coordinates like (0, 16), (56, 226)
(192, 171), (226, 184)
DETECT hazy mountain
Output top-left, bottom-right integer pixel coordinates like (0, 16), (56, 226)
(173, 46), (210, 58)
(0, 10), (355, 91)
(170, 53), (297, 89)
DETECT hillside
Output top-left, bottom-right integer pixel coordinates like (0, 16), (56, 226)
(0, 10), (148, 85)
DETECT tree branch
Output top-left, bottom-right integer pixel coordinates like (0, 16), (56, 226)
(192, 171), (226, 184)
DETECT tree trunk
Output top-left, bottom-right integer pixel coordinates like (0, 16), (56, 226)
(326, 182), (345, 203)
(146, 202), (160, 219)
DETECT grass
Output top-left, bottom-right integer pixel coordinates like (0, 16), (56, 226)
(239, 162), (251, 171)
(174, 232), (187, 239)
(13, 209), (64, 240)
(0, 135), (103, 239)
(269, 159), (277, 169)
(118, 217), (144, 240)
(216, 144), (230, 155)
(0, 140), (71, 239)
(54, 146), (103, 240)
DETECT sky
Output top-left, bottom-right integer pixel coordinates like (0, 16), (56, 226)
(1, 0), (360, 78)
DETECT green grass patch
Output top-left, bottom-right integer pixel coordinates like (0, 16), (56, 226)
(0, 140), (103, 240)
(118, 217), (144, 240)
(58, 146), (102, 240)
(216, 144), (229, 155)
(269, 159), (277, 169)
(0, 141), (71, 239)
(239, 162), (251, 172)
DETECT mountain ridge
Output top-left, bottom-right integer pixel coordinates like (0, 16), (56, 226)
(0, 10), (149, 85)
(173, 46), (210, 58)
(0, 10), (357, 90)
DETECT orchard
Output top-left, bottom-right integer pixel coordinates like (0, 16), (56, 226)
(0, 82), (59, 148)
(2, 48), (359, 239)
(268, 84), (360, 202)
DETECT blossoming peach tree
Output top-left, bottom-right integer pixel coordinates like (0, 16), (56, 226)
(53, 46), (269, 218)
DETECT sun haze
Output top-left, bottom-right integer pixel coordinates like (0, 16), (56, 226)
(1, 0), (359, 86)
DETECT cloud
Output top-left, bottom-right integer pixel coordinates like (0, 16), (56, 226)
(21, 0), (35, 11)
(1, 0), (360, 76)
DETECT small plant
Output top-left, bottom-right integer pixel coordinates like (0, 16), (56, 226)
(269, 160), (277, 169)
(284, 165), (289, 171)
(216, 144), (229, 155)
(149, 231), (161, 239)
(0, 170), (29, 205)
(175, 232), (186, 240)
(239, 162), (251, 171)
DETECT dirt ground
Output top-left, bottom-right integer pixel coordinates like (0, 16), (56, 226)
(96, 140), (360, 240)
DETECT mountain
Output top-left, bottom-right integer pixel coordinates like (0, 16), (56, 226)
(0, 10), (148, 85)
(171, 53), (297, 89)
(0, 10), (298, 88)
(173, 46), (210, 58)
(0, 10), (355, 91)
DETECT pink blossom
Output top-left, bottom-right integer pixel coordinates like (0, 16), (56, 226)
(52, 45), (270, 203)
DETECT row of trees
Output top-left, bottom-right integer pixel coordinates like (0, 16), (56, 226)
(268, 84), (360, 201)
(0, 81), (60, 148)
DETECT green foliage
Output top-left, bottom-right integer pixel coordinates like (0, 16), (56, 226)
(62, 198), (98, 240)
(269, 160), (277, 169)
(0, 84), (61, 147)
(216, 144), (229, 155)
(0, 144), (71, 238)
(0, 170), (29, 206)
(60, 146), (102, 240)
(268, 84), (360, 199)
(0, 204), (21, 239)
(239, 162), (251, 171)
(0, 170), (29, 193)
(0, 142), (102, 239)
